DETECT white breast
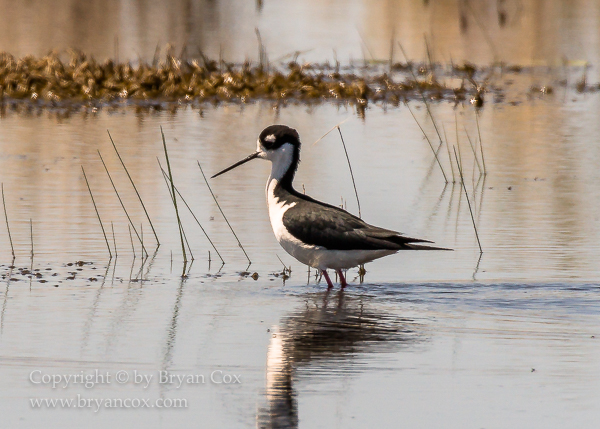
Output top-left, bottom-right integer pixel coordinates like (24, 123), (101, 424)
(266, 178), (315, 264)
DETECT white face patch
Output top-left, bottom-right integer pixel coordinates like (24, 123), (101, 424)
(264, 134), (276, 143)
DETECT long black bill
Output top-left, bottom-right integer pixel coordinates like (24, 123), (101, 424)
(211, 151), (261, 178)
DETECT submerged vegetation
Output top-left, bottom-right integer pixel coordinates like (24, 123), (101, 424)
(0, 49), (564, 111)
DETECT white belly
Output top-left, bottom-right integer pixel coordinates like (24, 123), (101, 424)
(279, 239), (397, 270)
(267, 181), (396, 270)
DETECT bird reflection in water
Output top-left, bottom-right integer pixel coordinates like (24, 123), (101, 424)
(257, 290), (423, 428)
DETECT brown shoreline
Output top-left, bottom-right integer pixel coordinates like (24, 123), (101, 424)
(0, 51), (499, 107)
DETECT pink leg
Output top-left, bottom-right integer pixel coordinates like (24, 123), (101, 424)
(321, 270), (334, 289)
(336, 270), (348, 288)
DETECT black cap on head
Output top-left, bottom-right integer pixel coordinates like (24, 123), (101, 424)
(259, 125), (300, 150)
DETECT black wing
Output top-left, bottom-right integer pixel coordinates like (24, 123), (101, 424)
(282, 198), (435, 251)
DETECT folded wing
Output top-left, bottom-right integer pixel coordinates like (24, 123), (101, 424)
(282, 199), (445, 251)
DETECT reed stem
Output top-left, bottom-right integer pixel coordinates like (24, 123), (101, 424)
(107, 130), (160, 245)
(475, 112), (487, 174)
(1, 184), (15, 261)
(159, 162), (224, 264)
(453, 146), (483, 253)
(405, 102), (448, 183)
(81, 166), (112, 259)
(160, 127), (187, 263)
(336, 126), (362, 218)
(128, 224), (136, 258)
(464, 125), (483, 175)
(198, 161), (245, 264)
(97, 150), (148, 257)
(111, 221), (117, 258)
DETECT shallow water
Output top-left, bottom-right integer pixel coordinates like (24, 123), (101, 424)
(2, 278), (599, 428)
(1, 100), (599, 281)
(1, 1), (600, 428)
(0, 98), (598, 428)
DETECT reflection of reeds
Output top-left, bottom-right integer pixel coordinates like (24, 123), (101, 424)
(81, 166), (112, 259)
(29, 218), (34, 261)
(388, 30), (395, 74)
(424, 35), (434, 70)
(255, 28), (269, 70)
(463, 0), (499, 63)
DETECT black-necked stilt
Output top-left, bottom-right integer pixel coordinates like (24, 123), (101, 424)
(212, 124), (450, 289)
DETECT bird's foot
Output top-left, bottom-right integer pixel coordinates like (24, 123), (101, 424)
(321, 270), (334, 289)
(336, 270), (348, 288)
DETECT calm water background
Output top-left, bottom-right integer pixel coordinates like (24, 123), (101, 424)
(0, 1), (599, 428)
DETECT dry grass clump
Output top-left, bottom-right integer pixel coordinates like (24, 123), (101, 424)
(0, 50), (487, 108)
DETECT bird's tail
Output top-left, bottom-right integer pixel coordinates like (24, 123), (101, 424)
(368, 229), (453, 251)
(405, 243), (453, 251)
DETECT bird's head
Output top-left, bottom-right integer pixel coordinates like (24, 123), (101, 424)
(212, 125), (301, 179)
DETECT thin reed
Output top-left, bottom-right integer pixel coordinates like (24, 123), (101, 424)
(98, 150), (148, 257)
(198, 161), (245, 264)
(405, 102), (448, 183)
(160, 127), (187, 263)
(81, 166), (112, 258)
(159, 163), (224, 265)
(398, 43), (445, 146)
(464, 126), (483, 175)
(453, 147), (483, 253)
(128, 224), (136, 257)
(442, 124), (456, 182)
(111, 221), (118, 258)
(336, 127), (362, 218)
(475, 112), (487, 174)
(1, 184), (15, 261)
(157, 161), (195, 261)
(107, 130), (160, 245)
